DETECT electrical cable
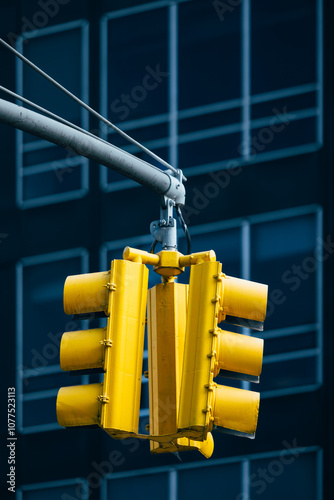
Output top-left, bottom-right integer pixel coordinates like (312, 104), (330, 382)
(176, 205), (191, 255)
(150, 239), (158, 254)
(0, 38), (185, 179)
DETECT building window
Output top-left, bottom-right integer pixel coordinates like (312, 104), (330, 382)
(16, 248), (89, 433)
(16, 20), (89, 209)
(101, 447), (322, 500)
(100, 0), (322, 193)
(107, 472), (170, 500)
(251, 208), (323, 397)
(17, 478), (89, 500)
(177, 462), (241, 500)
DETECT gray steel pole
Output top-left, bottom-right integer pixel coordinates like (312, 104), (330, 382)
(0, 98), (185, 205)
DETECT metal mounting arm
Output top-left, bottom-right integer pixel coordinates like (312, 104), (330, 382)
(0, 98), (186, 205)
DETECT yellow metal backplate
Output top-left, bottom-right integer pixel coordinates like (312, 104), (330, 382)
(100, 259), (148, 435)
(147, 281), (214, 457)
(178, 260), (222, 440)
(147, 282), (187, 439)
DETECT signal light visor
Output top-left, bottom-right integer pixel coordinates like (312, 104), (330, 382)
(60, 328), (106, 372)
(63, 271), (110, 315)
(215, 329), (264, 381)
(213, 385), (260, 438)
(57, 383), (102, 427)
(219, 275), (268, 331)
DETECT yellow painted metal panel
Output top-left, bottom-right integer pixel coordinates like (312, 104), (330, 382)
(63, 271), (110, 315)
(147, 281), (214, 457)
(147, 282), (188, 437)
(60, 328), (105, 371)
(178, 260), (221, 438)
(101, 259), (148, 435)
(56, 383), (102, 427)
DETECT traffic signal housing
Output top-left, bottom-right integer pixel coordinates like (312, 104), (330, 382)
(56, 259), (148, 437)
(178, 259), (267, 441)
(56, 246), (267, 458)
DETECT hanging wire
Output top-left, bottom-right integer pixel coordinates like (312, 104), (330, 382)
(0, 85), (113, 148)
(0, 38), (186, 179)
(176, 205), (191, 255)
(150, 239), (158, 254)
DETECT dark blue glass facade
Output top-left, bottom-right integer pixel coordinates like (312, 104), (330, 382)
(0, 1), (333, 499)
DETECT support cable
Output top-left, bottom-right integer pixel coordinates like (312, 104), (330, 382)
(0, 38), (186, 180)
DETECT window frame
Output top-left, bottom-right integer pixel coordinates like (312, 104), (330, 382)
(99, 0), (323, 192)
(15, 20), (90, 209)
(17, 477), (90, 500)
(101, 445), (322, 500)
(16, 247), (89, 434)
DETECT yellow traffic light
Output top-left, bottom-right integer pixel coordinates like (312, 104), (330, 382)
(147, 280), (214, 457)
(57, 259), (149, 437)
(56, 246), (267, 457)
(178, 259), (267, 440)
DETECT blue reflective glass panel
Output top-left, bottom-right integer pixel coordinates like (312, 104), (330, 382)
(178, 462), (241, 500)
(22, 483), (85, 500)
(107, 472), (169, 500)
(107, 8), (169, 122)
(22, 256), (83, 370)
(250, 451), (317, 500)
(251, 214), (317, 330)
(23, 27), (84, 145)
(179, 0), (241, 109)
(251, 0), (316, 94)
